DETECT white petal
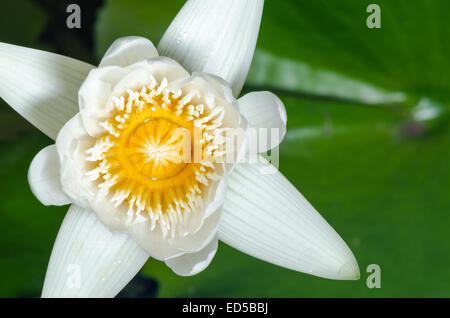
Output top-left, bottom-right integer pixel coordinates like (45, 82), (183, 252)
(128, 221), (186, 261)
(158, 0), (264, 96)
(165, 236), (218, 276)
(126, 57), (190, 84)
(238, 91), (287, 152)
(28, 144), (71, 206)
(218, 157), (360, 280)
(78, 66), (129, 137)
(79, 58), (190, 137)
(173, 73), (248, 170)
(42, 205), (150, 298)
(191, 72), (235, 104)
(110, 59), (189, 98)
(56, 113), (90, 163)
(173, 72), (244, 132)
(0, 42), (94, 140)
(127, 166), (225, 259)
(99, 36), (158, 68)
(168, 206), (222, 253)
(56, 114), (96, 208)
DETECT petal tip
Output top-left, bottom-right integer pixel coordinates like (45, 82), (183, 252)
(338, 259), (360, 280)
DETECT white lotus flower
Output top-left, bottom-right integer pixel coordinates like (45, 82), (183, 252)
(0, 0), (359, 298)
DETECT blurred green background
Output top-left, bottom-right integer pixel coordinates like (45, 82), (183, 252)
(0, 0), (449, 297)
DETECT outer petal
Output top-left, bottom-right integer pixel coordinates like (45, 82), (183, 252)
(158, 0), (264, 96)
(99, 36), (158, 68)
(238, 91), (287, 153)
(218, 157), (360, 280)
(0, 42), (94, 139)
(42, 205), (150, 298)
(165, 235), (218, 276)
(28, 144), (71, 206)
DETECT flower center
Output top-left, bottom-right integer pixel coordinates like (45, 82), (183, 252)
(127, 118), (189, 180)
(85, 76), (226, 237)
